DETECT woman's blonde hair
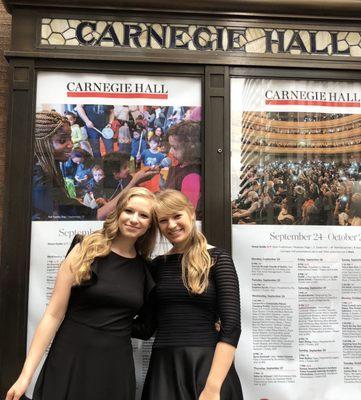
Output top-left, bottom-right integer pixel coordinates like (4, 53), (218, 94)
(72, 187), (157, 284)
(155, 189), (212, 294)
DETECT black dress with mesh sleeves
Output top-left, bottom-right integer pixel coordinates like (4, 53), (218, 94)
(138, 247), (243, 400)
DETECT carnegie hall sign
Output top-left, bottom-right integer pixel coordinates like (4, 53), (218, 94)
(41, 18), (361, 57)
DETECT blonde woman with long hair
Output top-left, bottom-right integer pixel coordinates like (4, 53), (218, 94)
(6, 187), (157, 400)
(133, 189), (243, 400)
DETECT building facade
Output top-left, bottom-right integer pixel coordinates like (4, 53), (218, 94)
(1, 1), (361, 399)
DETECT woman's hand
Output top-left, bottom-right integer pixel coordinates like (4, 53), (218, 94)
(85, 120), (95, 129)
(198, 385), (221, 400)
(132, 169), (158, 184)
(6, 375), (31, 400)
(96, 197), (107, 206)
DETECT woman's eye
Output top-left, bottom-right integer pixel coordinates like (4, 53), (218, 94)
(140, 214), (149, 219)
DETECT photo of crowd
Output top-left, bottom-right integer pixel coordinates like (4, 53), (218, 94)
(232, 111), (361, 226)
(32, 104), (202, 221)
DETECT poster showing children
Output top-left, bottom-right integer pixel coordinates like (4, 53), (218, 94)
(231, 78), (361, 226)
(33, 72), (202, 222)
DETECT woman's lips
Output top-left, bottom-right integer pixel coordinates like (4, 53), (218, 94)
(167, 229), (183, 237)
(125, 224), (141, 230)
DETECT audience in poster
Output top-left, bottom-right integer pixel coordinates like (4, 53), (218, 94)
(232, 111), (361, 226)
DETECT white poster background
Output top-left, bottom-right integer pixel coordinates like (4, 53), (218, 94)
(234, 224), (361, 400)
(36, 72), (201, 107)
(231, 77), (361, 399)
(231, 79), (361, 115)
(27, 72), (201, 399)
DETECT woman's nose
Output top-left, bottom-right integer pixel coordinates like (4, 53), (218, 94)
(168, 219), (176, 228)
(130, 213), (139, 223)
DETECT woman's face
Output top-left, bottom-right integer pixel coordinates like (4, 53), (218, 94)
(155, 127), (162, 137)
(118, 196), (153, 240)
(168, 135), (184, 163)
(51, 124), (73, 162)
(157, 208), (194, 247)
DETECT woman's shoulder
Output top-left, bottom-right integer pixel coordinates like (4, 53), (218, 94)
(145, 255), (166, 281)
(32, 163), (50, 185)
(151, 253), (175, 264)
(66, 234), (84, 256)
(207, 245), (229, 257)
(150, 252), (182, 268)
(208, 246), (235, 270)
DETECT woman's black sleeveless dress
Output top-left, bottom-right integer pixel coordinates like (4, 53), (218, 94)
(32, 251), (154, 400)
(133, 247), (243, 400)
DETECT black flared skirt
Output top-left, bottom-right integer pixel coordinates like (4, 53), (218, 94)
(33, 318), (135, 400)
(141, 346), (243, 400)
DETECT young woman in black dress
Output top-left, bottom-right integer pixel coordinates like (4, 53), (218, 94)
(6, 187), (157, 400)
(133, 189), (243, 400)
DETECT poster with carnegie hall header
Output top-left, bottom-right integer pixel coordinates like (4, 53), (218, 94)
(26, 72), (202, 399)
(232, 78), (361, 400)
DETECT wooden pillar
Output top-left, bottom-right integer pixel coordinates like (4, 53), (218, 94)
(204, 66), (231, 252)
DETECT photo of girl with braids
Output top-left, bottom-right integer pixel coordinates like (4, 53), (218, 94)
(32, 112), (153, 221)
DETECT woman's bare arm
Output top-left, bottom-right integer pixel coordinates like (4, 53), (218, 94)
(199, 342), (236, 400)
(96, 169), (158, 220)
(5, 246), (78, 400)
(75, 105), (94, 128)
(199, 250), (241, 400)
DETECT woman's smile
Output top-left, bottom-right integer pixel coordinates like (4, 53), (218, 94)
(158, 209), (194, 247)
(167, 228), (183, 237)
(124, 224), (142, 231)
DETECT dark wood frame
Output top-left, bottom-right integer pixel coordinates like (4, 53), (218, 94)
(3, 0), (361, 20)
(2, 2), (361, 398)
(6, 8), (361, 69)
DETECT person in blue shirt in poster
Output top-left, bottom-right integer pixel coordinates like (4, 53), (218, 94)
(131, 128), (148, 158)
(139, 136), (165, 167)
